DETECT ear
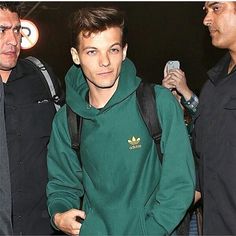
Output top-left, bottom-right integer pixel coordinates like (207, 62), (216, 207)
(70, 47), (80, 65)
(122, 44), (128, 61)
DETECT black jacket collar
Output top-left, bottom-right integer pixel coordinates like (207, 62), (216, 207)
(207, 53), (236, 86)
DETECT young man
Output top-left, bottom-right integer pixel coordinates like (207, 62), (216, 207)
(0, 2), (63, 234)
(47, 7), (195, 235)
(194, 2), (236, 234)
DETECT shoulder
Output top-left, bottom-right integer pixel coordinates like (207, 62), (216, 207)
(53, 105), (67, 124)
(18, 57), (56, 76)
(19, 57), (63, 95)
(152, 84), (183, 123)
(15, 58), (36, 73)
(51, 105), (72, 141)
(153, 84), (177, 106)
(137, 82), (178, 109)
(14, 57), (51, 77)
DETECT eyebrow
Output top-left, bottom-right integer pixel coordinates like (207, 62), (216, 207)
(0, 25), (11, 29)
(0, 23), (21, 30)
(82, 42), (122, 51)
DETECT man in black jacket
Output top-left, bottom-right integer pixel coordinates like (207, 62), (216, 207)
(0, 2), (63, 235)
(194, 2), (236, 235)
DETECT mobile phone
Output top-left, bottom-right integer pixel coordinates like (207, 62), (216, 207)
(166, 60), (180, 73)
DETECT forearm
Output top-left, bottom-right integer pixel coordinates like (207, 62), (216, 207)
(181, 93), (199, 115)
(180, 88), (193, 101)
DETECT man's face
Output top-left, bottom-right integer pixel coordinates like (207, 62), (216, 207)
(0, 9), (21, 73)
(71, 27), (127, 90)
(203, 2), (236, 50)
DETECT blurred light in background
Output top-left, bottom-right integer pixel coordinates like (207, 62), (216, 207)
(20, 19), (39, 49)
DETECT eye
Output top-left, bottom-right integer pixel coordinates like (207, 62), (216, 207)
(14, 26), (21, 34)
(212, 4), (222, 13)
(110, 48), (120, 54)
(87, 50), (96, 56)
(213, 6), (219, 12)
(0, 27), (5, 34)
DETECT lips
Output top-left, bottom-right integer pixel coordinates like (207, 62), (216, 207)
(208, 28), (218, 37)
(3, 50), (17, 56)
(97, 71), (113, 76)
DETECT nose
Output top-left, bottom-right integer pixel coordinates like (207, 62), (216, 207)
(6, 31), (19, 46)
(203, 11), (212, 27)
(99, 52), (110, 67)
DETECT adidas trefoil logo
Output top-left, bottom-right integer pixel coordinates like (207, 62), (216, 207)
(128, 136), (141, 150)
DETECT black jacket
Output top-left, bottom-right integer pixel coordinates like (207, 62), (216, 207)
(4, 58), (63, 235)
(0, 79), (13, 235)
(194, 53), (236, 235)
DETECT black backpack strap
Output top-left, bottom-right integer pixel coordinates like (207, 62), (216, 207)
(25, 56), (63, 111)
(136, 81), (163, 164)
(66, 105), (83, 165)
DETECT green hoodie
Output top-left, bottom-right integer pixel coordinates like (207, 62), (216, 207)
(47, 58), (195, 235)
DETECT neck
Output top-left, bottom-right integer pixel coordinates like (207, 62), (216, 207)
(228, 60), (235, 74)
(88, 89), (113, 109)
(0, 70), (11, 83)
(228, 49), (236, 74)
(88, 82), (118, 109)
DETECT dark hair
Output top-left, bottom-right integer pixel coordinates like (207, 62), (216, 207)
(0, 2), (23, 16)
(70, 6), (127, 48)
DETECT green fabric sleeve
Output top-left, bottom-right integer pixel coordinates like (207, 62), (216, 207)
(148, 87), (196, 234)
(46, 106), (84, 225)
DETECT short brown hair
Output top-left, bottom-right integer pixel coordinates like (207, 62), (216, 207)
(70, 6), (127, 48)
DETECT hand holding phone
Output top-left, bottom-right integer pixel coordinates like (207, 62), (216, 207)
(163, 60), (181, 91)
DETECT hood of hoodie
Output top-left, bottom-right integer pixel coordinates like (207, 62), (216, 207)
(65, 58), (140, 119)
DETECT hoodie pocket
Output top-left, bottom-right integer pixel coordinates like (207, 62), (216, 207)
(143, 204), (168, 236)
(79, 208), (93, 235)
(79, 207), (149, 235)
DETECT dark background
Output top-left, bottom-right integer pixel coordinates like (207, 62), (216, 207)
(20, 1), (226, 93)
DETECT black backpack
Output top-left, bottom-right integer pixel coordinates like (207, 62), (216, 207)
(66, 81), (163, 164)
